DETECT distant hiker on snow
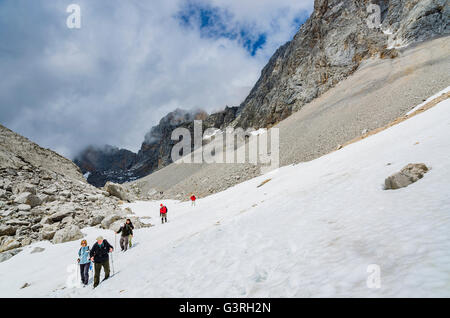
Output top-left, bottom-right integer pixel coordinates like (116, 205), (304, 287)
(116, 219), (134, 252)
(190, 194), (196, 206)
(77, 239), (91, 286)
(90, 236), (114, 288)
(160, 203), (168, 224)
(128, 219), (134, 248)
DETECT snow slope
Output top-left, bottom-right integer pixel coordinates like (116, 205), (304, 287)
(1, 97), (449, 298)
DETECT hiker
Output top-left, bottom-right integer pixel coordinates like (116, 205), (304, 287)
(127, 219), (134, 249)
(190, 194), (196, 206)
(77, 239), (91, 286)
(116, 219), (134, 252)
(160, 203), (168, 224)
(90, 236), (114, 288)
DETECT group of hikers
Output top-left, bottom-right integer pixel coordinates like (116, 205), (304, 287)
(77, 218), (133, 288)
(77, 195), (197, 288)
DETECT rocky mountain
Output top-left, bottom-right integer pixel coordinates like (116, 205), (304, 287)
(74, 145), (138, 187)
(75, 107), (238, 187)
(75, 0), (449, 189)
(0, 124), (149, 262)
(230, 0), (449, 129)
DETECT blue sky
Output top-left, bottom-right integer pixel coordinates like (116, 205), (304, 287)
(177, 2), (270, 56)
(0, 0), (313, 158)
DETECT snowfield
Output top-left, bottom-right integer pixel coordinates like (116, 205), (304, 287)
(0, 96), (449, 298)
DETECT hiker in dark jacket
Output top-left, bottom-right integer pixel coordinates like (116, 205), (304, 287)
(116, 219), (134, 252)
(90, 236), (114, 288)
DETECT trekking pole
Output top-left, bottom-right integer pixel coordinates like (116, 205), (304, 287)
(76, 261), (79, 285)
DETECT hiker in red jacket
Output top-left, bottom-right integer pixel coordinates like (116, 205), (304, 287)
(160, 203), (168, 224)
(190, 194), (196, 206)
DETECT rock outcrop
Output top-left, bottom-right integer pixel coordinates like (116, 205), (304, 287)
(385, 163), (429, 190)
(104, 182), (134, 202)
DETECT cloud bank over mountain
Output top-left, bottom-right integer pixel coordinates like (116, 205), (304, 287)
(0, 0), (313, 158)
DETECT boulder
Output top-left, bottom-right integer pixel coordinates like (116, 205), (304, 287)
(109, 220), (125, 232)
(89, 215), (105, 226)
(40, 194), (56, 203)
(61, 216), (74, 225)
(52, 225), (84, 244)
(104, 182), (132, 202)
(31, 223), (43, 231)
(101, 214), (122, 229)
(5, 219), (30, 227)
(14, 183), (37, 195)
(59, 190), (71, 198)
(385, 163), (429, 190)
(0, 189), (7, 199)
(0, 248), (22, 263)
(14, 192), (41, 208)
(0, 237), (21, 253)
(87, 194), (102, 202)
(40, 230), (56, 240)
(48, 209), (74, 223)
(17, 204), (31, 211)
(0, 225), (17, 236)
(43, 186), (57, 195)
(20, 237), (32, 247)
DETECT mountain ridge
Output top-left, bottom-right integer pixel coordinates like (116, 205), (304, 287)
(74, 0), (449, 188)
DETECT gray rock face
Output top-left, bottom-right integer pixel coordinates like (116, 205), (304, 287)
(231, 0), (450, 129)
(52, 225), (84, 244)
(385, 163), (429, 190)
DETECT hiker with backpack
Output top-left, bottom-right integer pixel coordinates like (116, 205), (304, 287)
(77, 239), (91, 286)
(90, 236), (114, 288)
(160, 203), (168, 224)
(190, 194), (196, 206)
(116, 219), (134, 252)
